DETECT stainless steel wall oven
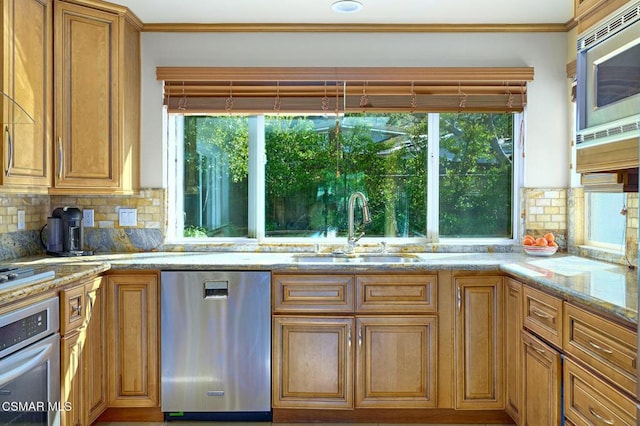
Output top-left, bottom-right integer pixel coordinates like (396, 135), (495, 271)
(0, 297), (61, 426)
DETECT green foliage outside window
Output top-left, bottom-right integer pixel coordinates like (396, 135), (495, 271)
(179, 112), (513, 239)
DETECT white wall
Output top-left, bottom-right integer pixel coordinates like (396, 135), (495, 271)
(140, 31), (570, 188)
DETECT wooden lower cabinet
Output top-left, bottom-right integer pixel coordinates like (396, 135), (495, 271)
(272, 314), (438, 410)
(564, 358), (637, 426)
(504, 278), (523, 424)
(60, 276), (106, 426)
(106, 273), (159, 407)
(83, 279), (108, 424)
(356, 315), (437, 408)
(273, 316), (354, 409)
(61, 330), (83, 426)
(454, 275), (504, 410)
(521, 330), (562, 426)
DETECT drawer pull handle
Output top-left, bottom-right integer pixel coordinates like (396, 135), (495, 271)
(588, 340), (613, 354)
(348, 327), (352, 347)
(525, 340), (546, 355)
(358, 326), (362, 348)
(533, 345), (546, 355)
(531, 308), (551, 319)
(589, 406), (614, 425)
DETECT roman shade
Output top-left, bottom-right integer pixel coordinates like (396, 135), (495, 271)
(157, 67), (534, 114)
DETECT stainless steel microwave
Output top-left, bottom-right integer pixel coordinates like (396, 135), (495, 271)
(576, 1), (640, 147)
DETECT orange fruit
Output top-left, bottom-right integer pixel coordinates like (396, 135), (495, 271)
(548, 241), (558, 247)
(544, 233), (555, 243)
(523, 236), (535, 246)
(535, 237), (549, 247)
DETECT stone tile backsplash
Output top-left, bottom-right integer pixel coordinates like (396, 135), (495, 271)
(521, 188), (567, 249)
(0, 187), (636, 266)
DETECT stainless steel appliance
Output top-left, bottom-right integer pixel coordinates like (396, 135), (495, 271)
(42, 206), (92, 256)
(0, 296), (60, 426)
(576, 1), (640, 147)
(160, 271), (271, 421)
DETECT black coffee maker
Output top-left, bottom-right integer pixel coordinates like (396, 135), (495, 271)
(44, 206), (91, 256)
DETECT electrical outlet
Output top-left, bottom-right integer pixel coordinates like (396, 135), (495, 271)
(118, 208), (137, 227)
(17, 210), (25, 230)
(83, 209), (94, 227)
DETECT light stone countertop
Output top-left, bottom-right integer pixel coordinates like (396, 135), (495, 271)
(1, 251), (637, 326)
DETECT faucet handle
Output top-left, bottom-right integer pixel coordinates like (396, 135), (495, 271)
(380, 241), (388, 254)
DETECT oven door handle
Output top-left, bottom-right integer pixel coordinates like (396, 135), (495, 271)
(0, 341), (54, 387)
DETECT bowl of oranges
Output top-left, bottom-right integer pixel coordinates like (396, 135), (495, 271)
(522, 233), (558, 256)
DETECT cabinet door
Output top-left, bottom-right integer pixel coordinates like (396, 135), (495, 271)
(54, 1), (120, 190)
(521, 331), (561, 426)
(454, 275), (504, 409)
(1, 0), (51, 187)
(505, 278), (523, 425)
(273, 316), (353, 409)
(356, 315), (437, 408)
(61, 331), (83, 426)
(83, 277), (107, 424)
(107, 273), (159, 407)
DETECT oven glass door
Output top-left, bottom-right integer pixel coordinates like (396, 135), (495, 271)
(0, 333), (60, 426)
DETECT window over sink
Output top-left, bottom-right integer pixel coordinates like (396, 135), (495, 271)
(166, 112), (521, 242)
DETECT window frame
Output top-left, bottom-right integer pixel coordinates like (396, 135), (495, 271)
(166, 112), (523, 245)
(583, 191), (628, 253)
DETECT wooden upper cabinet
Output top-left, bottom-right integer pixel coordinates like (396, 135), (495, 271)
(53, 0), (140, 194)
(574, 0), (632, 33)
(0, 0), (52, 188)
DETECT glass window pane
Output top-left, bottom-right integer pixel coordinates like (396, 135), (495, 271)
(265, 114), (428, 238)
(438, 113), (513, 238)
(586, 192), (626, 248)
(182, 116), (249, 237)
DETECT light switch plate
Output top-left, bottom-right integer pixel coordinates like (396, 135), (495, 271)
(83, 209), (94, 227)
(17, 210), (25, 230)
(118, 208), (137, 227)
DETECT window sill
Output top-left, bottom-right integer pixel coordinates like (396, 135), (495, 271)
(573, 244), (631, 267)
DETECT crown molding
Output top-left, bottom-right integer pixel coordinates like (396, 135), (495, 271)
(142, 22), (572, 33)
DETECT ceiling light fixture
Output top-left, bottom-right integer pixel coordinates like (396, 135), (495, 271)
(331, 0), (363, 13)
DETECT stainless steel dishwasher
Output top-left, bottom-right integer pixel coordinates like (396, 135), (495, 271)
(160, 271), (271, 421)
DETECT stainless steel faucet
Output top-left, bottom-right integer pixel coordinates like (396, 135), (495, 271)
(347, 191), (372, 252)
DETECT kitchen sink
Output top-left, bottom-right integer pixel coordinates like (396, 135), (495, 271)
(291, 254), (421, 263)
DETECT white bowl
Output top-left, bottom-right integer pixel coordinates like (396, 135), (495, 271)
(523, 245), (558, 257)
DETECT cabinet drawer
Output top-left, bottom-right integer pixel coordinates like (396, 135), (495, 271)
(273, 274), (354, 312)
(523, 286), (562, 348)
(564, 303), (637, 396)
(60, 284), (86, 335)
(564, 358), (637, 426)
(356, 274), (437, 313)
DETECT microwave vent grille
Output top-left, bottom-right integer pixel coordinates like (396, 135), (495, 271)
(576, 121), (640, 145)
(578, 1), (640, 50)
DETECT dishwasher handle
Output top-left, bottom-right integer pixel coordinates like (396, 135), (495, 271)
(203, 280), (229, 299)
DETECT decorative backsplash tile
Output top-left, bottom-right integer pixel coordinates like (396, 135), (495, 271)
(50, 189), (166, 253)
(0, 187), (636, 266)
(521, 188), (567, 249)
